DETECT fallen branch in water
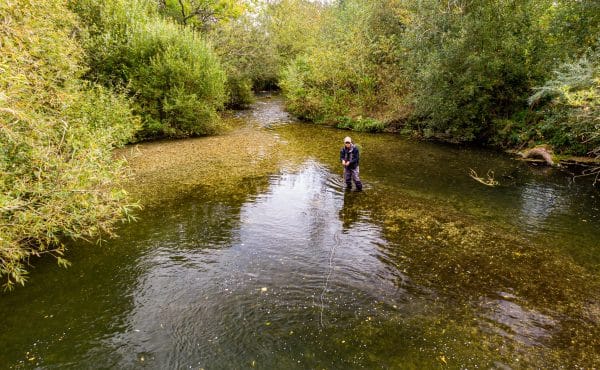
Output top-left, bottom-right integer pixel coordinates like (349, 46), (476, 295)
(573, 165), (600, 186)
(519, 146), (555, 166)
(469, 168), (499, 186)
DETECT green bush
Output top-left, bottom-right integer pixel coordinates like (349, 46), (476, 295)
(545, 0), (600, 61)
(278, 1), (410, 127)
(67, 84), (141, 147)
(1, 0), (139, 289)
(280, 18), (374, 123)
(70, 0), (227, 139)
(208, 13), (278, 106)
(402, 0), (552, 143)
(336, 116), (385, 133)
(274, 0), (598, 157)
(224, 74), (255, 108)
(528, 49), (600, 155)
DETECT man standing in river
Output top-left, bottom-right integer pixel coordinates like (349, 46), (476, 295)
(340, 136), (363, 191)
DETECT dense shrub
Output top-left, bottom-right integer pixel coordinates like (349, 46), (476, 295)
(70, 0), (227, 139)
(545, 0), (600, 60)
(208, 16), (279, 107)
(401, 0), (552, 143)
(528, 49), (600, 156)
(1, 0), (139, 289)
(276, 0), (599, 155)
(279, 1), (407, 130)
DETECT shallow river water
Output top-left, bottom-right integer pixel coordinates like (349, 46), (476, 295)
(1, 97), (599, 369)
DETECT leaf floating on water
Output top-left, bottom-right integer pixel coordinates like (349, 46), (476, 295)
(439, 355), (447, 365)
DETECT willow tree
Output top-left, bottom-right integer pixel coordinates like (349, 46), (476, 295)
(1, 0), (140, 289)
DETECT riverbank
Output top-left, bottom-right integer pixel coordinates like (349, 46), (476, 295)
(505, 147), (600, 185)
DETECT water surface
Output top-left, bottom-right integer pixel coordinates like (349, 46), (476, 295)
(1, 97), (598, 368)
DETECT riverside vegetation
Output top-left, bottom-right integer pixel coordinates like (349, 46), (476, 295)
(1, 0), (599, 288)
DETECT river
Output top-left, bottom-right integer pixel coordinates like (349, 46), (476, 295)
(1, 96), (598, 368)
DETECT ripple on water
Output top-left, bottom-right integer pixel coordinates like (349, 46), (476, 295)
(2, 96), (599, 369)
(101, 160), (423, 367)
(477, 292), (558, 347)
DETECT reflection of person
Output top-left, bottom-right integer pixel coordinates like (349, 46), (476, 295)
(339, 188), (361, 230)
(340, 136), (363, 191)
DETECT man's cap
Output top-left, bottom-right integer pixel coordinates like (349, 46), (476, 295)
(344, 136), (352, 143)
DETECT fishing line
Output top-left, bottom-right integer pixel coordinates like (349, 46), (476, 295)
(319, 229), (341, 328)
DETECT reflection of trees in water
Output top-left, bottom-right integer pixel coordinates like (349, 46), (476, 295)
(518, 182), (565, 230)
(183, 201), (241, 248)
(160, 177), (272, 250)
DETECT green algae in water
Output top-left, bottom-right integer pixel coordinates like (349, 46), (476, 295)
(3, 96), (597, 368)
(117, 108), (598, 367)
(374, 192), (600, 368)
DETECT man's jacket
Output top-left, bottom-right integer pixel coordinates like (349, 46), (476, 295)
(340, 145), (360, 170)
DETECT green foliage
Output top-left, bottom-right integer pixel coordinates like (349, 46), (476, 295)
(70, 0), (227, 139)
(224, 74), (255, 108)
(489, 111), (537, 149)
(275, 0), (598, 157)
(528, 49), (600, 156)
(280, 1), (407, 125)
(402, 0), (552, 143)
(545, 0), (600, 60)
(1, 0), (139, 289)
(160, 0), (247, 31)
(265, 0), (328, 76)
(336, 117), (385, 133)
(161, 87), (221, 136)
(208, 15), (278, 107)
(68, 85), (142, 147)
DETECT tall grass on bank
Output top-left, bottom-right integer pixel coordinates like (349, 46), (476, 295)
(1, 0), (140, 290)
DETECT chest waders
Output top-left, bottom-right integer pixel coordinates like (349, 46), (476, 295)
(343, 148), (363, 191)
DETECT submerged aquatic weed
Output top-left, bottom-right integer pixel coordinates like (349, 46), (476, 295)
(379, 203), (597, 306)
(374, 195), (600, 368)
(116, 117), (309, 206)
(118, 104), (599, 367)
